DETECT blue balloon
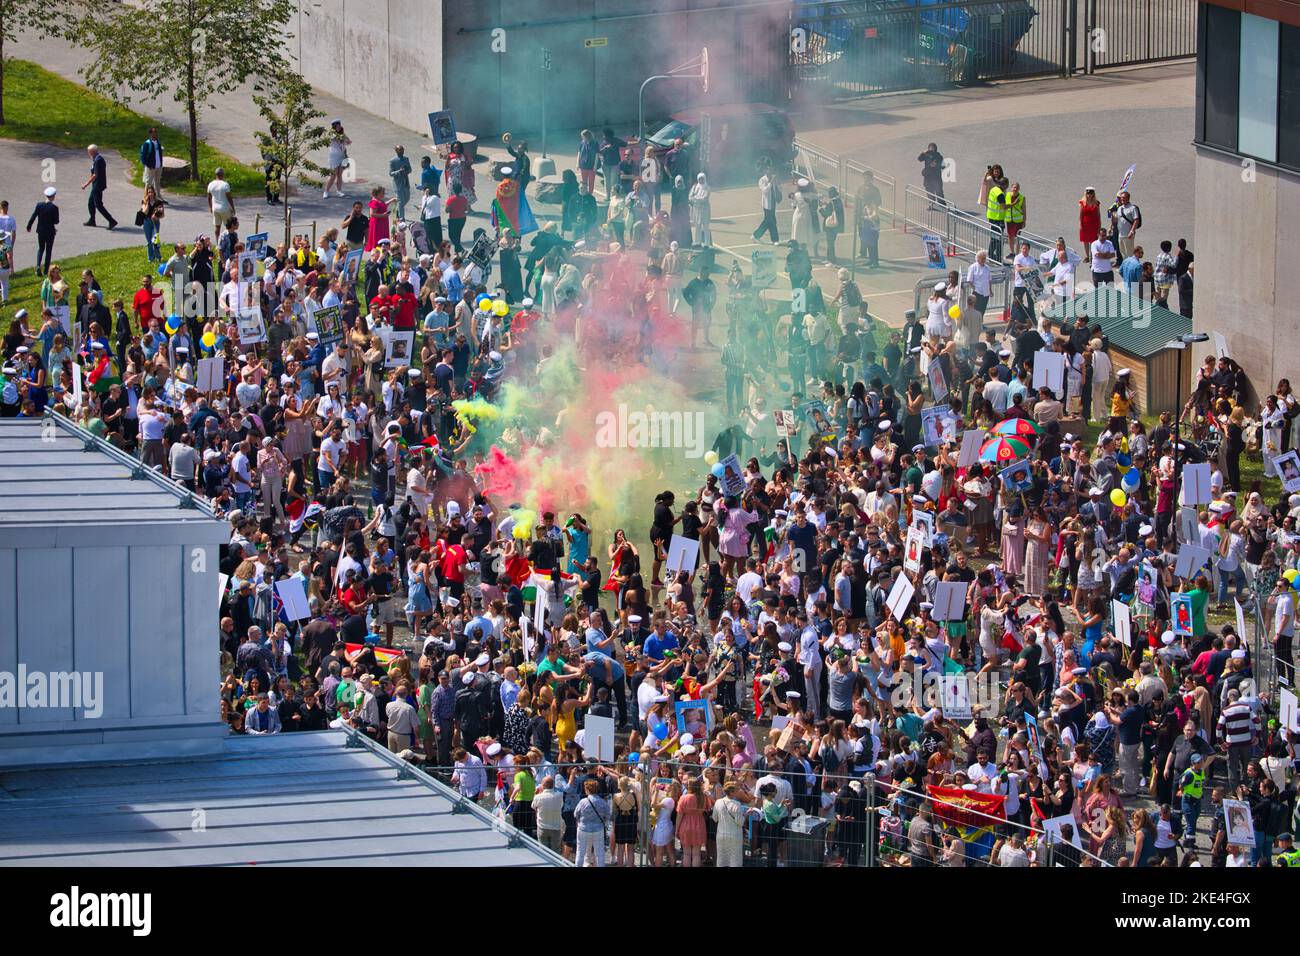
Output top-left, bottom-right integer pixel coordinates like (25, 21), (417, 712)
(711, 462), (726, 478)
(157, 263), (167, 276)
(1122, 469), (1140, 490)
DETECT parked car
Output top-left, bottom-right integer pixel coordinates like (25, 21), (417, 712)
(641, 103), (796, 183)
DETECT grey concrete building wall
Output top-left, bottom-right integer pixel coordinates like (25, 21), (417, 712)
(1192, 148), (1298, 400)
(292, 0), (444, 136)
(294, 0), (788, 137)
(442, 0), (789, 139)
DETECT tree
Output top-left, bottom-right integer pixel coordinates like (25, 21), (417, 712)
(0, 0), (59, 124)
(71, 0), (295, 179)
(253, 71), (330, 246)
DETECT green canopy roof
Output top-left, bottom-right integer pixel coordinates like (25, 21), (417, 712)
(1044, 287), (1191, 359)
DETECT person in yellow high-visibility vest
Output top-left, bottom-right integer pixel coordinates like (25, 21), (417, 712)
(986, 182), (1006, 262)
(1004, 182), (1027, 253)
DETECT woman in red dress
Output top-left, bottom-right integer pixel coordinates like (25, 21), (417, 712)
(1078, 186), (1101, 263)
(365, 186), (390, 252)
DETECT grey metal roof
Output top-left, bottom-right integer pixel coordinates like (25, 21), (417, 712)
(0, 730), (566, 867)
(1043, 288), (1192, 359)
(0, 412), (228, 546)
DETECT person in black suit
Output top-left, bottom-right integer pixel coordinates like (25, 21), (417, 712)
(785, 738), (818, 815)
(25, 186), (59, 275)
(82, 144), (117, 229)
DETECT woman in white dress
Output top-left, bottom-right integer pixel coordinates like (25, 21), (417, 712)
(790, 180), (817, 247)
(924, 283), (951, 343)
(1262, 393), (1286, 477)
(323, 121), (351, 199)
(1090, 337), (1113, 421)
(688, 173), (712, 247)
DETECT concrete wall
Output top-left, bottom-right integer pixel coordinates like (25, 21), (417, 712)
(294, 0), (788, 138)
(293, 0), (444, 135)
(442, 0), (790, 139)
(1192, 147), (1298, 402)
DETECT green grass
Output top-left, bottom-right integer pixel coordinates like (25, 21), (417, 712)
(1, 60), (263, 196)
(6, 244), (154, 327)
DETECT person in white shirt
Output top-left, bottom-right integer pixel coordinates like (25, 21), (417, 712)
(983, 375), (1010, 414)
(207, 168), (235, 239)
(736, 562), (764, 605)
(965, 250), (992, 317)
(1090, 235), (1116, 284)
(321, 341), (348, 389)
(1011, 239), (1037, 314)
(317, 421), (346, 489)
(967, 750), (999, 793)
(1273, 577), (1295, 683)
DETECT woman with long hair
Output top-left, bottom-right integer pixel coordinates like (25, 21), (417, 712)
(610, 775), (640, 867)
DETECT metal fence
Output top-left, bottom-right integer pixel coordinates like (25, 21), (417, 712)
(787, 0), (1196, 101)
(389, 755), (1112, 867)
(793, 137), (899, 226)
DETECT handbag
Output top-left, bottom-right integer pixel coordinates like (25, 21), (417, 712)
(135, 208), (146, 227)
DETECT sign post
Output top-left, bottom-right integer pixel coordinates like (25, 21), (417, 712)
(540, 47), (551, 158)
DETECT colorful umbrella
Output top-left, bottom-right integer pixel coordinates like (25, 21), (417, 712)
(978, 435), (1032, 463)
(990, 418), (1041, 439)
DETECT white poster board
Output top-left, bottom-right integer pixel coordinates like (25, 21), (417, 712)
(584, 714), (616, 763)
(520, 616), (535, 660)
(275, 577), (312, 622)
(196, 356), (224, 393)
(1280, 688), (1299, 733)
(1181, 463), (1213, 505)
(533, 584), (547, 634)
(885, 573), (915, 621)
(932, 581), (967, 622)
(939, 675), (971, 719)
(218, 572), (229, 601)
(1041, 814), (1084, 852)
(1222, 799), (1255, 847)
(1032, 349), (1065, 395)
(384, 330), (415, 368)
(1234, 598), (1248, 643)
(664, 534), (701, 577)
(70, 361), (83, 410)
(958, 429), (986, 469)
(1173, 544), (1212, 580)
(1213, 332), (1229, 360)
(903, 527), (925, 574)
(236, 306), (267, 346)
(1112, 599), (1132, 647)
(1270, 450), (1300, 493)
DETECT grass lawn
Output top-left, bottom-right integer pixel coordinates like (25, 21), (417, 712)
(6, 244), (154, 328)
(1, 60), (263, 196)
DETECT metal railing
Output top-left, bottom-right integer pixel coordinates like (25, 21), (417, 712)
(792, 137), (898, 228)
(901, 185), (1058, 265)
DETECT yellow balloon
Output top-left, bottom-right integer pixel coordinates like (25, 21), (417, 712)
(201, 332), (216, 348)
(947, 305), (961, 319)
(703, 450), (719, 466)
(1109, 489), (1127, 508)
(493, 299), (509, 317)
(1284, 569), (1298, 583)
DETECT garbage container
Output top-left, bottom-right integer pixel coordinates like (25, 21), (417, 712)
(785, 812), (829, 866)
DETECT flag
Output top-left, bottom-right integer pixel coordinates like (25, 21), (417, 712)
(491, 177), (539, 237)
(287, 500), (324, 535)
(344, 643), (403, 668)
(926, 784), (1006, 858)
(86, 354), (121, 392)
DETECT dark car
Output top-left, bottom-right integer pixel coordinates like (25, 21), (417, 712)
(642, 103), (796, 183)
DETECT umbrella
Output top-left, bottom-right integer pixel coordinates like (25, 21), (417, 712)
(978, 435), (1031, 463)
(990, 418), (1041, 439)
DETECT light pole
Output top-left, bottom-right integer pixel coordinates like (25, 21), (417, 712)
(1166, 331), (1210, 543)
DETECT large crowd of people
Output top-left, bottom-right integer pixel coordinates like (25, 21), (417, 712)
(2, 124), (1297, 871)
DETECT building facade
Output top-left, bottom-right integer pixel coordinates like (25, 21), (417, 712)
(1192, 0), (1299, 400)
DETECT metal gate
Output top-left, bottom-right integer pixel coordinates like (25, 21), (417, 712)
(788, 0), (1197, 101)
(1083, 0), (1198, 72)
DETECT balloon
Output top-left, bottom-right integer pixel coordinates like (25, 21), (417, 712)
(711, 463), (726, 478)
(1109, 489), (1127, 507)
(703, 450), (719, 466)
(1122, 469), (1140, 491)
(157, 263), (167, 277)
(475, 293), (491, 307)
(478, 299), (492, 312)
(947, 305), (961, 319)
(201, 332), (216, 348)
(493, 299), (509, 317)
(165, 315), (182, 335)
(1286, 569), (1299, 584)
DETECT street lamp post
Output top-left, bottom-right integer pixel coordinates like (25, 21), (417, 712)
(1167, 331), (1210, 544)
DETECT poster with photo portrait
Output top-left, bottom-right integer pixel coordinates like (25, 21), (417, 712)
(384, 330), (414, 368)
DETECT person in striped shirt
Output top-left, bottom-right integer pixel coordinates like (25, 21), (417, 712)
(1217, 687), (1260, 791)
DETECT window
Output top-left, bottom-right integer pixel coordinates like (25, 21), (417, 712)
(1199, 3), (1240, 151)
(1238, 14), (1279, 163)
(1280, 25), (1300, 169)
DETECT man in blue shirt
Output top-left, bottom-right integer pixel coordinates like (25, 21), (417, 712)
(643, 616), (679, 661)
(1119, 246), (1144, 294)
(581, 649), (628, 728)
(585, 608), (616, 655)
